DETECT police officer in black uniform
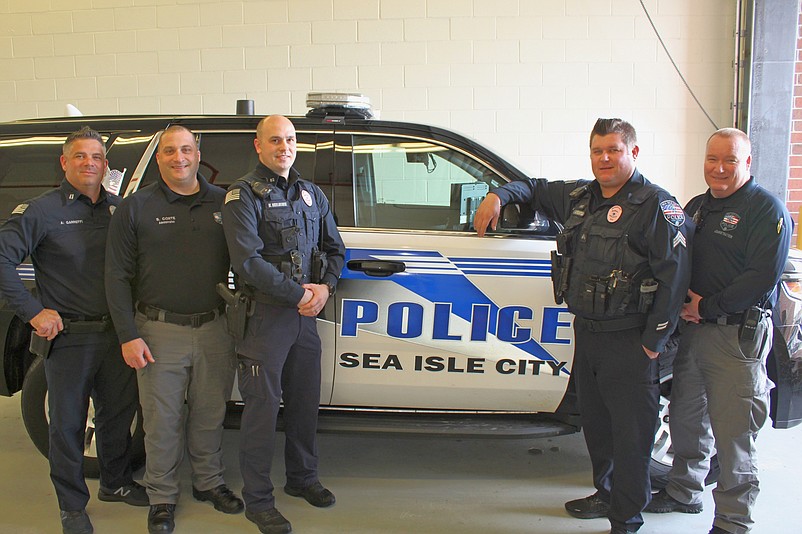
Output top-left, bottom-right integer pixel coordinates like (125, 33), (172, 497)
(105, 125), (242, 534)
(645, 129), (791, 534)
(474, 118), (692, 534)
(0, 127), (145, 534)
(221, 115), (345, 534)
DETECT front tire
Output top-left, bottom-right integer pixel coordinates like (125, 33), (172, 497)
(20, 355), (145, 479)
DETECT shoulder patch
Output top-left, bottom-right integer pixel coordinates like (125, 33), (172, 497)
(225, 189), (241, 204)
(11, 203), (28, 215)
(659, 199), (685, 227)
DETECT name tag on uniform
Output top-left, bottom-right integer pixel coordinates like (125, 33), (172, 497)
(267, 201), (288, 208)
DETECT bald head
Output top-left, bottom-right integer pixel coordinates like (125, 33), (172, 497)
(254, 115), (297, 177)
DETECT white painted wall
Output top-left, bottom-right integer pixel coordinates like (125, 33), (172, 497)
(0, 0), (736, 203)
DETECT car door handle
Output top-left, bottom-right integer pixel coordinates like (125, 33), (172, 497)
(347, 260), (406, 277)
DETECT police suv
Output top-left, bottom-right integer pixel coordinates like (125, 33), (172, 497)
(0, 94), (799, 483)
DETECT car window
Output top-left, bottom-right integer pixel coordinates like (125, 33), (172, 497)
(352, 134), (506, 231)
(0, 135), (65, 220)
(137, 131), (316, 192)
(0, 132), (163, 219)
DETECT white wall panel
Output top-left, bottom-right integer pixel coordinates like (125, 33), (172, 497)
(0, 0), (737, 202)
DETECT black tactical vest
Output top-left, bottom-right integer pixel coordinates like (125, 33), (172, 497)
(555, 184), (659, 319)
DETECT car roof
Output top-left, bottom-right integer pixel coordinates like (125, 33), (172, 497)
(0, 112), (529, 183)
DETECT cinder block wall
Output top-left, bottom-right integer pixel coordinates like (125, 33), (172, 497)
(0, 0), (736, 203)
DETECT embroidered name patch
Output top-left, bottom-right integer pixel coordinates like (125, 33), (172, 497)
(267, 201), (288, 209)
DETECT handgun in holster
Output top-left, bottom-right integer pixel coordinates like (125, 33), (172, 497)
(311, 249), (328, 284)
(216, 283), (256, 341)
(29, 333), (53, 358)
(550, 250), (571, 305)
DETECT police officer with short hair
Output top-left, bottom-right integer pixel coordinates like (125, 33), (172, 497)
(221, 115), (345, 534)
(105, 125), (243, 534)
(474, 118), (692, 534)
(0, 126), (145, 534)
(645, 129), (791, 534)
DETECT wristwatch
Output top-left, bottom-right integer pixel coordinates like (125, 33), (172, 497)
(324, 282), (336, 296)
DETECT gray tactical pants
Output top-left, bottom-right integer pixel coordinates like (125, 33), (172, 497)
(136, 313), (236, 504)
(666, 316), (773, 534)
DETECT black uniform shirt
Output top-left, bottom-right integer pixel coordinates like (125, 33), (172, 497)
(105, 175), (230, 344)
(0, 180), (119, 322)
(686, 177), (791, 318)
(491, 170), (693, 352)
(222, 162), (345, 307)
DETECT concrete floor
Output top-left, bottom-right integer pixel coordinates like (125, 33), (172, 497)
(0, 397), (799, 534)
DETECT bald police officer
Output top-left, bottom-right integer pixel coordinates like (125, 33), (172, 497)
(222, 115), (345, 534)
(0, 126), (145, 534)
(645, 129), (791, 534)
(474, 118), (692, 534)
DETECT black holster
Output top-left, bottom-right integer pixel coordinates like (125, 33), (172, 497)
(638, 278), (658, 313)
(739, 306), (764, 342)
(550, 251), (571, 305)
(312, 249), (328, 284)
(216, 283), (255, 341)
(29, 333), (53, 358)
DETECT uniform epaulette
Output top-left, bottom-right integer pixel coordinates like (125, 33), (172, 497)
(569, 184), (590, 199)
(236, 175), (272, 199)
(626, 183), (661, 205)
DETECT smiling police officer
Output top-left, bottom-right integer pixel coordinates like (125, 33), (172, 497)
(222, 115), (345, 534)
(105, 125), (242, 534)
(0, 127), (145, 534)
(474, 118), (693, 534)
(645, 129), (792, 534)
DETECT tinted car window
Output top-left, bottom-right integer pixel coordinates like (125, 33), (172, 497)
(352, 134), (506, 231)
(0, 135), (67, 220)
(137, 131), (316, 191)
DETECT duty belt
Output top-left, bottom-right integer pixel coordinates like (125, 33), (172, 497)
(61, 314), (112, 334)
(700, 309), (771, 326)
(576, 314), (648, 333)
(137, 302), (224, 328)
(700, 313), (744, 326)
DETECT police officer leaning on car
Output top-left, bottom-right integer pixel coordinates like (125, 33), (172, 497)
(644, 128), (792, 534)
(221, 115), (345, 534)
(0, 126), (145, 534)
(474, 118), (693, 534)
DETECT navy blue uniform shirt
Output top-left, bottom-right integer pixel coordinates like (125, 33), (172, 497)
(222, 162), (345, 307)
(0, 180), (119, 322)
(686, 177), (792, 318)
(491, 170), (693, 352)
(105, 175), (230, 344)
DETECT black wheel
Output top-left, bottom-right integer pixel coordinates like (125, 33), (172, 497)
(20, 355), (145, 479)
(650, 350), (719, 489)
